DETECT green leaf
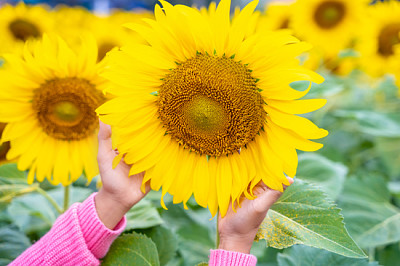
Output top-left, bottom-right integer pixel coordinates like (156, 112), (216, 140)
(297, 153), (347, 199)
(7, 186), (92, 237)
(338, 174), (400, 248)
(0, 164), (37, 211)
(256, 179), (365, 258)
(195, 263), (208, 266)
(125, 199), (163, 230)
(277, 245), (377, 266)
(334, 110), (400, 137)
(376, 243), (400, 266)
(0, 163), (26, 181)
(0, 225), (31, 265)
(161, 202), (215, 266)
(251, 241), (281, 266)
(139, 226), (178, 266)
(102, 232), (160, 266)
(376, 137), (400, 177)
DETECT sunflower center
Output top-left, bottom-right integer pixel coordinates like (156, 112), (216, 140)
(8, 19), (40, 41)
(158, 53), (265, 157)
(378, 23), (400, 57)
(0, 123), (10, 161)
(184, 95), (228, 135)
(280, 18), (290, 29)
(314, 1), (345, 29)
(33, 78), (105, 141)
(98, 42), (116, 62)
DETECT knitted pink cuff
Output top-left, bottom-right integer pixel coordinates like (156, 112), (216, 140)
(77, 193), (126, 259)
(209, 249), (257, 266)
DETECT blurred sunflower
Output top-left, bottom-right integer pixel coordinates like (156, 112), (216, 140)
(356, 1), (400, 77)
(0, 2), (54, 54)
(0, 35), (107, 186)
(97, 0), (327, 217)
(258, 1), (294, 31)
(292, 0), (367, 57)
(0, 123), (11, 165)
(53, 5), (94, 47)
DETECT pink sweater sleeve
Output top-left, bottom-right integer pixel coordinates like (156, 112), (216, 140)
(10, 193), (126, 266)
(209, 249), (257, 266)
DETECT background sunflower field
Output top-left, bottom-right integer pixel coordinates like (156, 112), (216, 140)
(1, 0), (400, 265)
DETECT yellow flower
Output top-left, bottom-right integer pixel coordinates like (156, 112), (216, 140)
(0, 123), (11, 165)
(0, 2), (54, 54)
(291, 0), (367, 57)
(0, 35), (108, 186)
(89, 10), (153, 62)
(97, 0), (328, 217)
(356, 1), (400, 77)
(258, 1), (294, 31)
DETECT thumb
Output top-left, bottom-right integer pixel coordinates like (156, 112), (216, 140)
(97, 120), (114, 163)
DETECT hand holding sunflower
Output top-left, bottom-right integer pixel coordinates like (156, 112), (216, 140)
(96, 121), (151, 229)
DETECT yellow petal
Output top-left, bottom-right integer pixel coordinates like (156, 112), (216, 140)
(266, 98), (327, 114)
(265, 105), (328, 139)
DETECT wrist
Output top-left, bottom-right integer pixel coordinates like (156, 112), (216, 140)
(95, 190), (132, 229)
(97, 189), (135, 213)
(218, 235), (255, 254)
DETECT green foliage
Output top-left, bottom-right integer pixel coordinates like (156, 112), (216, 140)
(125, 199), (163, 230)
(297, 153), (347, 199)
(277, 245), (377, 266)
(339, 174), (400, 249)
(0, 225), (31, 265)
(334, 110), (400, 138)
(138, 226), (178, 265)
(102, 232), (160, 266)
(0, 164), (37, 211)
(256, 180), (365, 258)
(7, 186), (92, 238)
(161, 202), (215, 266)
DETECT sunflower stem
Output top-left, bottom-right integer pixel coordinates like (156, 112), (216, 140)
(36, 187), (63, 214)
(63, 185), (70, 212)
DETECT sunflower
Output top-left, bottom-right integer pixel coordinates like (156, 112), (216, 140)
(0, 2), (54, 54)
(89, 11), (152, 62)
(291, 0), (367, 58)
(97, 0), (328, 217)
(0, 123), (11, 165)
(0, 35), (107, 186)
(356, 1), (400, 77)
(258, 1), (294, 31)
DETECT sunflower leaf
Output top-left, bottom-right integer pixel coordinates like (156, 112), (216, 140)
(338, 174), (400, 249)
(0, 225), (31, 264)
(277, 245), (377, 266)
(102, 232), (160, 266)
(296, 153), (347, 200)
(0, 163), (36, 211)
(255, 179), (366, 258)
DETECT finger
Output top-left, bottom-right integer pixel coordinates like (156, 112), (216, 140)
(254, 186), (283, 213)
(97, 120), (114, 163)
(282, 176), (294, 190)
(98, 120), (112, 141)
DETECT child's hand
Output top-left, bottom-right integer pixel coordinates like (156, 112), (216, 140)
(95, 121), (150, 229)
(218, 177), (293, 254)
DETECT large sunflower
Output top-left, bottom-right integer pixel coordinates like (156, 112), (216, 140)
(97, 0), (328, 217)
(291, 0), (367, 57)
(0, 35), (107, 186)
(356, 1), (400, 77)
(0, 2), (54, 54)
